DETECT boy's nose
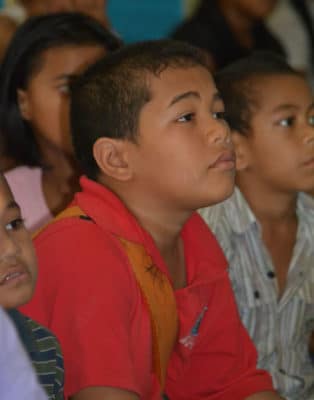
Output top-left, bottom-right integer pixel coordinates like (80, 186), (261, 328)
(0, 231), (21, 262)
(303, 122), (314, 145)
(207, 118), (231, 146)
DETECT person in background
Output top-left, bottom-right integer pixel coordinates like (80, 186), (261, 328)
(171, 0), (285, 71)
(0, 306), (48, 400)
(0, 172), (64, 399)
(267, 0), (314, 87)
(0, 0), (109, 65)
(0, 12), (121, 232)
(0, 0), (47, 59)
(1, 0), (47, 24)
(1, 0), (108, 24)
(200, 51), (314, 400)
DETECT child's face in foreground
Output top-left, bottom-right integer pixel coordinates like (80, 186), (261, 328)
(129, 66), (235, 210)
(0, 177), (37, 309)
(244, 74), (314, 193)
(18, 44), (106, 155)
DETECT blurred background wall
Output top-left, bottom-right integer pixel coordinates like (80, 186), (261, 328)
(0, 0), (202, 42)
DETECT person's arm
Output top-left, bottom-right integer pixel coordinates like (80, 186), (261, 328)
(71, 387), (139, 400)
(246, 392), (285, 399)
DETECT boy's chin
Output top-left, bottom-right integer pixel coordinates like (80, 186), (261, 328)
(199, 184), (235, 209)
(0, 287), (35, 310)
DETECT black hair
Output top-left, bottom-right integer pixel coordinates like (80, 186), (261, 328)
(0, 12), (122, 167)
(214, 51), (302, 134)
(70, 39), (212, 180)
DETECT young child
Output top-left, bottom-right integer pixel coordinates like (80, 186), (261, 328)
(21, 40), (283, 400)
(200, 52), (314, 400)
(0, 173), (64, 399)
(0, 12), (121, 232)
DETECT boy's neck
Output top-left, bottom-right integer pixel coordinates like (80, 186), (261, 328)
(102, 180), (189, 289)
(237, 177), (298, 225)
(131, 205), (187, 289)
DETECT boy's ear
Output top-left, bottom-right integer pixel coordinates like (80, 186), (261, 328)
(232, 130), (252, 171)
(17, 89), (31, 120)
(93, 137), (133, 181)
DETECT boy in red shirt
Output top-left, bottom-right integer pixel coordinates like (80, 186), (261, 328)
(21, 40), (283, 400)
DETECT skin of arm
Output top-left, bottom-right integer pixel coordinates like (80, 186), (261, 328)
(70, 387), (140, 400)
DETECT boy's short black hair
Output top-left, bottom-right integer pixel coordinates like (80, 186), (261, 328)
(70, 39), (212, 180)
(0, 12), (122, 167)
(215, 51), (302, 135)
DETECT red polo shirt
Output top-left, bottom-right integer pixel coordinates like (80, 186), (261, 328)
(21, 176), (274, 399)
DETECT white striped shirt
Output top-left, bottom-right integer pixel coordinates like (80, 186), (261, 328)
(199, 188), (314, 400)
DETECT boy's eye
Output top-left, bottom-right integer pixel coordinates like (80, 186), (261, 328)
(212, 111), (227, 120)
(58, 84), (70, 95)
(6, 218), (25, 232)
(277, 117), (295, 127)
(177, 113), (195, 122)
(308, 115), (314, 126)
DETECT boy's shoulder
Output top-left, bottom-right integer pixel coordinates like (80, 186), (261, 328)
(33, 207), (124, 267)
(34, 206), (99, 243)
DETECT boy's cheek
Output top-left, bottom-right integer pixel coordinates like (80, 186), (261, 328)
(22, 241), (38, 284)
(0, 249), (37, 309)
(0, 283), (35, 309)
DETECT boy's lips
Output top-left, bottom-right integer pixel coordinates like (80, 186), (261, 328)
(209, 150), (236, 170)
(0, 265), (29, 286)
(302, 156), (314, 167)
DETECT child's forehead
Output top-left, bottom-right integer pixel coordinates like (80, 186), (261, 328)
(147, 65), (215, 97)
(0, 175), (10, 193)
(0, 177), (16, 213)
(245, 74), (309, 107)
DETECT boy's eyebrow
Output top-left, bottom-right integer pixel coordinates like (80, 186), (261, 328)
(273, 102), (314, 113)
(54, 73), (77, 82)
(272, 104), (299, 113)
(168, 90), (222, 108)
(168, 91), (200, 107)
(7, 201), (20, 211)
